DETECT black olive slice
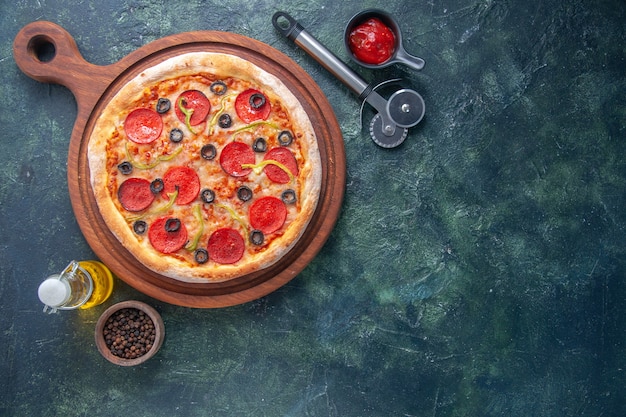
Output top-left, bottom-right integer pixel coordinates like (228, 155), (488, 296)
(278, 130), (294, 146)
(133, 220), (147, 234)
(210, 81), (227, 95)
(201, 188), (215, 204)
(218, 113), (232, 129)
(201, 144), (217, 160)
(165, 218), (181, 232)
(236, 186), (253, 202)
(250, 229), (264, 246)
(169, 128), (184, 143)
(156, 98), (171, 114)
(194, 248), (209, 264)
(150, 178), (164, 194)
(281, 189), (297, 204)
(249, 93), (266, 109)
(252, 137), (267, 153)
(117, 161), (133, 175)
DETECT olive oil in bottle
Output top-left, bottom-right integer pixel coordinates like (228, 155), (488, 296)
(38, 260), (114, 313)
(77, 261), (114, 309)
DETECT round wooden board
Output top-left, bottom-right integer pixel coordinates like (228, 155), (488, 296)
(14, 21), (346, 308)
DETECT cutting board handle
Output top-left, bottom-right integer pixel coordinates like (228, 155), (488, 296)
(13, 21), (114, 110)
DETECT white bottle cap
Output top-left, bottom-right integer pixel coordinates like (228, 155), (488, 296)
(38, 277), (70, 307)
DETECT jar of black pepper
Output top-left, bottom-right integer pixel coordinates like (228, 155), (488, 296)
(95, 301), (164, 366)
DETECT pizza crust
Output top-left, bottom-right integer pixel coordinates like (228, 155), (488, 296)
(88, 52), (322, 282)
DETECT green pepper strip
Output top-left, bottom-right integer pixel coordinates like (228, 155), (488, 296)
(207, 94), (234, 135)
(127, 189), (178, 223)
(241, 160), (295, 183)
(232, 120), (280, 141)
(215, 203), (248, 235)
(178, 96), (197, 134)
(125, 142), (183, 170)
(185, 204), (204, 252)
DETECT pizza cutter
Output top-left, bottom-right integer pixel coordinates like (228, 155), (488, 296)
(272, 11), (425, 148)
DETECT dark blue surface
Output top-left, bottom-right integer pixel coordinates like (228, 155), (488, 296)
(1, 0), (625, 415)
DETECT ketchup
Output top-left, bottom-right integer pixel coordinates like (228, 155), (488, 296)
(348, 18), (396, 65)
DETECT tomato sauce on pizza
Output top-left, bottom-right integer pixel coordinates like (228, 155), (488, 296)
(88, 52), (322, 282)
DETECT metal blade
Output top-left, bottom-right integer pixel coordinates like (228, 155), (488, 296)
(387, 89), (425, 128)
(369, 113), (408, 148)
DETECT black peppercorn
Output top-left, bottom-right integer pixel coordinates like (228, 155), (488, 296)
(102, 308), (157, 360)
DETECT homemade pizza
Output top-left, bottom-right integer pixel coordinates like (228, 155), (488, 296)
(88, 52), (322, 282)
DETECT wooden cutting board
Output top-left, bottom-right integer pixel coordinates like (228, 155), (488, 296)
(13, 21), (346, 308)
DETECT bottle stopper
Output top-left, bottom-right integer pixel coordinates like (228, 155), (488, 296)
(38, 276), (70, 310)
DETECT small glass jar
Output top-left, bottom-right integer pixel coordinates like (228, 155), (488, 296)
(38, 260), (114, 313)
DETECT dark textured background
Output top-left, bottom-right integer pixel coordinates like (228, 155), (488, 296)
(1, 0), (625, 416)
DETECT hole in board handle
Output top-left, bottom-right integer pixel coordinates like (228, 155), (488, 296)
(27, 35), (56, 63)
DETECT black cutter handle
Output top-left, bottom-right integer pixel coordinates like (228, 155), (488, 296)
(272, 11), (304, 41)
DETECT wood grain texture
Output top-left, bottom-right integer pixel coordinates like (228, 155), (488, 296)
(13, 21), (346, 308)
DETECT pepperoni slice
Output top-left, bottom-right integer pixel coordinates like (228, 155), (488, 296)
(263, 147), (299, 184)
(117, 177), (155, 212)
(174, 90), (211, 126)
(207, 228), (245, 264)
(124, 108), (163, 144)
(249, 196), (287, 234)
(161, 166), (201, 205)
(148, 216), (188, 254)
(219, 142), (255, 177)
(235, 88), (271, 123)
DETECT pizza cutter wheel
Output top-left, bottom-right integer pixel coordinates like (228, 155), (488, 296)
(273, 11), (425, 148)
(362, 85), (425, 148)
(369, 114), (407, 148)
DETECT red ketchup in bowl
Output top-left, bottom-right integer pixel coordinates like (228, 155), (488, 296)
(348, 17), (396, 65)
